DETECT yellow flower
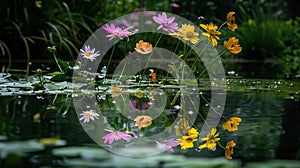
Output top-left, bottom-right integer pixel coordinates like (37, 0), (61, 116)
(226, 11), (238, 31)
(187, 128), (199, 139)
(177, 135), (197, 150)
(198, 128), (220, 151)
(110, 86), (123, 98)
(135, 40), (153, 54)
(225, 140), (236, 159)
(200, 23), (221, 46)
(134, 115), (152, 129)
(170, 24), (199, 44)
(223, 117), (242, 132)
(135, 90), (143, 98)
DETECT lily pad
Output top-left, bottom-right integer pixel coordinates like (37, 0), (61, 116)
(163, 157), (241, 168)
(0, 139), (45, 158)
(52, 146), (111, 159)
(97, 155), (159, 168)
(38, 137), (67, 146)
(0, 135), (7, 141)
(244, 160), (300, 168)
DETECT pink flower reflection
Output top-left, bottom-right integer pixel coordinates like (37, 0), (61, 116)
(156, 139), (179, 152)
(102, 128), (131, 144)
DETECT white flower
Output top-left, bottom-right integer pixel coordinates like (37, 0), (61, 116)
(80, 45), (100, 61)
(79, 110), (100, 123)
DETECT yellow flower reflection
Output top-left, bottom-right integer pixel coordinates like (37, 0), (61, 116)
(226, 11), (238, 31)
(223, 117), (242, 131)
(177, 128), (199, 150)
(200, 23), (221, 46)
(170, 24), (199, 44)
(110, 86), (123, 98)
(225, 140), (236, 159)
(187, 127), (199, 139)
(134, 115), (152, 129)
(198, 128), (220, 151)
(135, 40), (153, 54)
(177, 135), (197, 150)
(135, 89), (143, 98)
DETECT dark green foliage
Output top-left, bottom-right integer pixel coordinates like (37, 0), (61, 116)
(0, 0), (105, 72)
(283, 17), (300, 76)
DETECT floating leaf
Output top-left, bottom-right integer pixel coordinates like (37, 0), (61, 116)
(52, 146), (111, 159)
(164, 158), (241, 168)
(38, 137), (67, 146)
(0, 140), (45, 158)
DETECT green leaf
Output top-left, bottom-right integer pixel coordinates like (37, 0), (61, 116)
(50, 74), (69, 82)
(51, 71), (63, 76)
(53, 55), (69, 74)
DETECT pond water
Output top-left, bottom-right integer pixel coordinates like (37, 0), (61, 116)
(0, 60), (300, 167)
(0, 77), (299, 167)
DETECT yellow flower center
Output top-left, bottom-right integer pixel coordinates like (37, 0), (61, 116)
(113, 31), (119, 36)
(86, 51), (93, 57)
(85, 112), (93, 119)
(186, 31), (194, 38)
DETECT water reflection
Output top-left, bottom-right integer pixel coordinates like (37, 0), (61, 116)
(0, 89), (299, 166)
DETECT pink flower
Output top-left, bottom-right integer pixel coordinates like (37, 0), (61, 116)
(152, 12), (178, 32)
(156, 139), (179, 152)
(102, 129), (132, 144)
(102, 23), (136, 40)
(171, 3), (180, 8)
(145, 20), (152, 25)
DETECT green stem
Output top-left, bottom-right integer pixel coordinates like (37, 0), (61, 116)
(107, 43), (116, 72)
(218, 21), (227, 31)
(142, 33), (163, 78)
(186, 94), (211, 130)
(162, 40), (181, 82)
(217, 141), (226, 150)
(199, 93), (227, 120)
(190, 41), (210, 72)
(197, 50), (226, 78)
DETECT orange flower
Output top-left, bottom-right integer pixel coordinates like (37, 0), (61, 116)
(134, 115), (152, 129)
(225, 140), (236, 159)
(226, 12), (238, 31)
(223, 37), (242, 54)
(223, 117), (242, 132)
(135, 40), (152, 54)
(149, 69), (158, 83)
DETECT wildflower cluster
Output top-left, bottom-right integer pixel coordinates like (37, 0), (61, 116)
(74, 11), (243, 159)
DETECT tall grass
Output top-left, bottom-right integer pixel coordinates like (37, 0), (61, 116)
(0, 0), (104, 76)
